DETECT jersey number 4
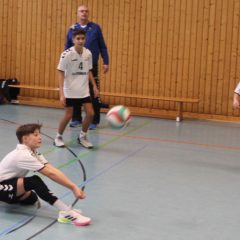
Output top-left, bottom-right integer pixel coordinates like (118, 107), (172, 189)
(79, 62), (83, 70)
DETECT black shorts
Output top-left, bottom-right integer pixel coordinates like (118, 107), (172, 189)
(0, 178), (19, 204)
(66, 96), (92, 107)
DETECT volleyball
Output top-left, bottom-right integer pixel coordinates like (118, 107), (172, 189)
(106, 105), (131, 129)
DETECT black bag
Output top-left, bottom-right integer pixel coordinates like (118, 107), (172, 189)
(0, 79), (20, 101)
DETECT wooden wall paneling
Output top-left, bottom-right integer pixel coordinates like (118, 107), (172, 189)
(6, 0), (14, 77)
(1, 0), (240, 120)
(37, 0), (47, 98)
(232, 0), (240, 117)
(42, 0), (53, 99)
(71, 0), (77, 23)
(192, 0), (204, 112)
(216, 0), (227, 114)
(93, 0), (100, 25)
(222, 0), (234, 115)
(142, 0), (153, 108)
(182, 0), (192, 112)
(147, 0), (158, 109)
(34, 0), (43, 99)
(198, 0), (210, 113)
(168, 0), (179, 111)
(106, 0), (116, 105)
(48, 0), (57, 100)
(130, 0), (141, 107)
(101, 0), (113, 105)
(16, 0), (23, 83)
(118, 0), (126, 106)
(29, 0), (37, 97)
(167, 0), (176, 110)
(142, 0), (155, 108)
(210, 0), (222, 115)
(112, 0), (121, 106)
(120, 0), (130, 106)
(19, 0), (28, 97)
(98, 0), (108, 103)
(100, 0), (109, 97)
(176, 0), (187, 103)
(203, 0), (216, 114)
(24, 0), (33, 96)
(136, 0), (147, 108)
(124, 0), (135, 107)
(158, 0), (169, 109)
(66, 0), (73, 31)
(228, 0), (240, 116)
(1, 0), (8, 78)
(0, 0), (3, 77)
(188, 0), (198, 112)
(152, 0), (163, 109)
(54, 0), (63, 101)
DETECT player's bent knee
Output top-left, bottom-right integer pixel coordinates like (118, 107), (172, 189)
(19, 191), (38, 205)
(24, 175), (43, 190)
(31, 175), (42, 184)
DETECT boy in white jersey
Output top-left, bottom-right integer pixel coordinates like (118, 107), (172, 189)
(0, 124), (91, 226)
(233, 82), (240, 109)
(54, 29), (99, 148)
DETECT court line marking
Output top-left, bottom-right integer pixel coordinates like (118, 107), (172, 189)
(25, 144), (148, 240)
(0, 120), (150, 236)
(0, 144), (147, 238)
(93, 131), (240, 151)
(2, 118), (239, 152)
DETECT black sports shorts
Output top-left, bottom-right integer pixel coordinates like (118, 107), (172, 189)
(65, 96), (92, 107)
(0, 178), (19, 204)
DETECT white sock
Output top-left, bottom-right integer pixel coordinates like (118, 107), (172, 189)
(80, 130), (87, 138)
(56, 133), (62, 138)
(53, 199), (71, 211)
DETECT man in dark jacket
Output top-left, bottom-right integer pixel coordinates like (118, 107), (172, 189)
(65, 5), (109, 129)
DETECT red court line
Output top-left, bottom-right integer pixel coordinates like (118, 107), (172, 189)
(98, 131), (240, 151)
(1, 120), (240, 151)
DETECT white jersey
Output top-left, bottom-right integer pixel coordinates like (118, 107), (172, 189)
(234, 82), (240, 95)
(57, 46), (93, 98)
(0, 144), (48, 182)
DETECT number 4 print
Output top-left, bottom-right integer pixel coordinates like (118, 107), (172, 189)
(79, 62), (83, 70)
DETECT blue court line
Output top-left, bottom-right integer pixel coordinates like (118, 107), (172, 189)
(0, 144), (147, 237)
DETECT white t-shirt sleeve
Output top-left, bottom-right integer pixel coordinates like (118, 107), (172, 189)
(57, 52), (69, 72)
(17, 152), (48, 172)
(234, 82), (240, 95)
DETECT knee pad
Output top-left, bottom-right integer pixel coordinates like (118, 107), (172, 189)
(24, 175), (42, 191)
(23, 175), (58, 205)
(19, 191), (38, 205)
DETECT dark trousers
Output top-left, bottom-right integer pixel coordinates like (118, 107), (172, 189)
(72, 65), (101, 124)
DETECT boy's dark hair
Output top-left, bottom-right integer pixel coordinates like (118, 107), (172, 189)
(16, 124), (42, 143)
(72, 29), (86, 38)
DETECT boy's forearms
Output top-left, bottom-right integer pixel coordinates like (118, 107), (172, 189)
(89, 72), (97, 88)
(40, 164), (76, 191)
(58, 71), (64, 96)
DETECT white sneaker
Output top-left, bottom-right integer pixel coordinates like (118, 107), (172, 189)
(54, 136), (65, 147)
(77, 136), (93, 149)
(58, 209), (91, 226)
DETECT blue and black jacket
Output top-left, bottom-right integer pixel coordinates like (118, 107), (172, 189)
(65, 22), (109, 66)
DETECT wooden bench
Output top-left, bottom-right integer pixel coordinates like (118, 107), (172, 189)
(101, 92), (199, 122)
(8, 84), (59, 91)
(8, 85), (199, 121)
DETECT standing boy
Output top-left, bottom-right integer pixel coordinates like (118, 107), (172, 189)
(0, 123), (91, 226)
(66, 5), (109, 129)
(54, 29), (99, 148)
